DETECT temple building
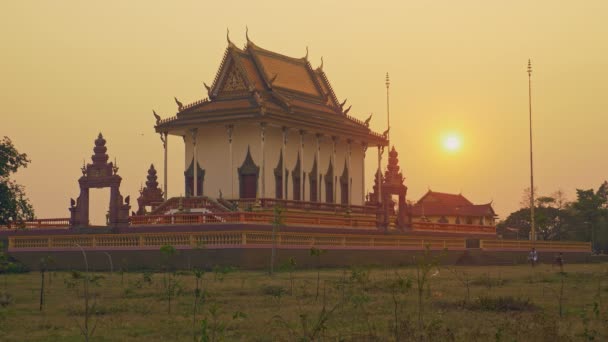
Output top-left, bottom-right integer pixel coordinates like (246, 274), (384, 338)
(154, 34), (387, 206)
(409, 190), (497, 227)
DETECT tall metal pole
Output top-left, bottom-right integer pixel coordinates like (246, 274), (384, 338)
(385, 72), (391, 148)
(527, 59), (536, 241)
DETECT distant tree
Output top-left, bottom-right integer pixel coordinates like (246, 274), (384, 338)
(572, 185), (608, 252)
(0, 137), (34, 225)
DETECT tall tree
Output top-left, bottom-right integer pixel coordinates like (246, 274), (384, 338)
(0, 137), (34, 225)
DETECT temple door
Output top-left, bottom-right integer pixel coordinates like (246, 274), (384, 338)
(241, 174), (257, 199)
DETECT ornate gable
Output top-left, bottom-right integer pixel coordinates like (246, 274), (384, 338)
(221, 65), (248, 92)
(210, 47), (253, 99)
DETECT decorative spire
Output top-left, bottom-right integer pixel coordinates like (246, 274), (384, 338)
(383, 146), (404, 185)
(527, 58), (532, 77)
(146, 164), (159, 189)
(92, 133), (109, 165)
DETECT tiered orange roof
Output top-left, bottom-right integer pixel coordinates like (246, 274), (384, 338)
(410, 191), (496, 217)
(155, 35), (386, 145)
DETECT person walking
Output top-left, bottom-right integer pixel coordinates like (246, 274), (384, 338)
(528, 247), (538, 267)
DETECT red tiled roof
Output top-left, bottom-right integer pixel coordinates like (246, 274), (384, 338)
(410, 191), (495, 217)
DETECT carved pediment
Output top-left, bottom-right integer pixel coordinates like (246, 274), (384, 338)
(221, 65), (248, 92)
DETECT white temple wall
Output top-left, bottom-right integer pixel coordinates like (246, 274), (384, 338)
(182, 123), (366, 205)
(302, 133), (315, 201)
(263, 127), (277, 198)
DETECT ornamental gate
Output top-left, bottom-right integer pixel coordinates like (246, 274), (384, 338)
(69, 133), (130, 228)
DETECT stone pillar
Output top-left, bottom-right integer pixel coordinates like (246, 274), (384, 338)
(347, 139), (352, 207)
(163, 132), (168, 201)
(227, 125), (234, 198)
(282, 127), (288, 200)
(332, 136), (337, 204)
(191, 128), (198, 197)
(362, 142), (367, 205)
(260, 123), (266, 198)
(317, 135), (322, 201)
(300, 130), (305, 201)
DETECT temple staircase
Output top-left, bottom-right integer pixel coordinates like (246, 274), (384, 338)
(149, 196), (231, 216)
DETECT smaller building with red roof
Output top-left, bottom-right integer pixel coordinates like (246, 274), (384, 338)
(409, 190), (497, 227)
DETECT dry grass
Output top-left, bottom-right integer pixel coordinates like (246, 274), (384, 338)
(0, 263), (607, 341)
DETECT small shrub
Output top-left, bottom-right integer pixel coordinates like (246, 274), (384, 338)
(471, 274), (507, 288)
(0, 292), (13, 307)
(471, 296), (538, 312)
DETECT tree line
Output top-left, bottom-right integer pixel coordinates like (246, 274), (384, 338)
(497, 184), (608, 252)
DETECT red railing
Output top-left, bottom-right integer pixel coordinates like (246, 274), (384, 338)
(411, 222), (496, 235)
(0, 218), (70, 230)
(130, 211), (378, 229)
(229, 198), (378, 215)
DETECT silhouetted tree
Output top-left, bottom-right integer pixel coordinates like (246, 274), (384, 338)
(0, 137), (34, 225)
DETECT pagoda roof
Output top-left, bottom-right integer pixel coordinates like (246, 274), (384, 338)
(155, 37), (386, 145)
(410, 190), (496, 217)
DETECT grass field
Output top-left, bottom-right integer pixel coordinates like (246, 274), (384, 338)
(0, 260), (607, 341)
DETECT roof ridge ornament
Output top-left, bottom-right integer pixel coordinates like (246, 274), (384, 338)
(269, 73), (278, 86)
(343, 105), (352, 116)
(203, 82), (213, 98)
(226, 28), (235, 47)
(364, 113), (372, 127)
(319, 56), (324, 70)
(174, 97), (183, 111)
(153, 110), (161, 125)
(339, 98), (347, 109)
(304, 46), (309, 60)
(245, 26), (251, 45)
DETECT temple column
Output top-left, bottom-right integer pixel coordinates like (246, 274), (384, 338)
(260, 123), (266, 198)
(377, 145), (383, 203)
(316, 134), (321, 202)
(282, 127), (288, 200)
(299, 130), (305, 201)
(332, 136), (337, 204)
(163, 132), (168, 201)
(226, 125), (234, 198)
(362, 142), (367, 205)
(191, 128), (199, 197)
(347, 139), (352, 207)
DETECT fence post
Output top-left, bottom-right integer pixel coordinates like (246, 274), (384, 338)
(139, 235), (144, 247)
(342, 236), (346, 246)
(241, 232), (247, 245)
(47, 237), (52, 248)
(92, 236), (97, 247)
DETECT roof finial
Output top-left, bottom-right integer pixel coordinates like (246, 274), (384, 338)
(245, 25), (251, 44)
(527, 58), (532, 76)
(227, 28), (232, 45)
(304, 46), (309, 60)
(319, 56), (324, 70)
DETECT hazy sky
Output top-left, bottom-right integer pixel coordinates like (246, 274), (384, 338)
(2, 1), (607, 224)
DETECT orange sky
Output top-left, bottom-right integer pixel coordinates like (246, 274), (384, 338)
(2, 1), (607, 224)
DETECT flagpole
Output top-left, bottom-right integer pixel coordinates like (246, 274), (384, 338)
(527, 59), (536, 242)
(385, 72), (391, 148)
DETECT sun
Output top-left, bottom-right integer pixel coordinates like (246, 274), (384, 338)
(443, 134), (462, 152)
